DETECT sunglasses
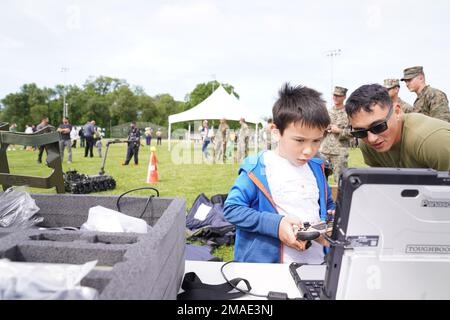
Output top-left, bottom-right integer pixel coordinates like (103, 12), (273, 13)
(350, 107), (394, 139)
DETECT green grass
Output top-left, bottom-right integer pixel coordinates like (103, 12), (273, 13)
(4, 141), (366, 262)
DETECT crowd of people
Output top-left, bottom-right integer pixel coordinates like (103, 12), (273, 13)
(3, 118), (167, 168)
(199, 117), (251, 163)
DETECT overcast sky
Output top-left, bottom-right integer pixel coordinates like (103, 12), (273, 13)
(1, 0), (449, 118)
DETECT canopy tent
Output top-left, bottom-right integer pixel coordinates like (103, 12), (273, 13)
(168, 86), (264, 151)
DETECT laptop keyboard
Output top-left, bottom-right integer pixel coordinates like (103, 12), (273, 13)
(299, 280), (324, 300)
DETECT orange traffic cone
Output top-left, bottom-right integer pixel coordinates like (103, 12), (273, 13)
(146, 146), (159, 184)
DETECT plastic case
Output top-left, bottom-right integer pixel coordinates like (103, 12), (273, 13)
(0, 193), (186, 300)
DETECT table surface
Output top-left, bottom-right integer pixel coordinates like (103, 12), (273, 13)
(183, 260), (326, 300)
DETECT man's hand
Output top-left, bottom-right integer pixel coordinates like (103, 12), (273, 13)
(278, 216), (309, 251)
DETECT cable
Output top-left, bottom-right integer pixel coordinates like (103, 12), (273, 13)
(220, 260), (267, 298)
(220, 260), (301, 300)
(116, 187), (159, 218)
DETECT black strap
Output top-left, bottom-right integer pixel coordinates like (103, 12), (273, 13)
(177, 272), (251, 300)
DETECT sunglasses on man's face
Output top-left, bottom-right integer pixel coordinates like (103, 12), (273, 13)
(350, 107), (394, 139)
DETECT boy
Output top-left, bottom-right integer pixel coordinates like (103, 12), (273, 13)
(224, 83), (335, 264)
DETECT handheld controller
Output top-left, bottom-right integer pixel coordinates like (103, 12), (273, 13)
(296, 219), (333, 242)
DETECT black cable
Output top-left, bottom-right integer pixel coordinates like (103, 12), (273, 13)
(220, 260), (267, 298)
(116, 187), (160, 218)
(220, 260), (300, 300)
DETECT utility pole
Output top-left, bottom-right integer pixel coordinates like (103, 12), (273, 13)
(325, 49), (341, 99)
(61, 67), (69, 118)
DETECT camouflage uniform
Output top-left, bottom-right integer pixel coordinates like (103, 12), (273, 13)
(237, 120), (250, 163)
(413, 85), (450, 122)
(214, 122), (229, 162)
(398, 97), (414, 113)
(383, 79), (413, 113)
(400, 66), (450, 122)
(319, 86), (352, 183)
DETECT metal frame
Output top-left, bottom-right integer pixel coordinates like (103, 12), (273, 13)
(0, 122), (65, 193)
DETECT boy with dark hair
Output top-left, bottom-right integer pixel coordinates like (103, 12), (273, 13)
(345, 84), (450, 170)
(224, 83), (335, 263)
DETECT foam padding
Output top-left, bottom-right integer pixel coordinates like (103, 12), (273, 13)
(0, 193), (185, 300)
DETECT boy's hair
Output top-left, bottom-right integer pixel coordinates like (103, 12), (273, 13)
(345, 84), (392, 117)
(272, 83), (330, 135)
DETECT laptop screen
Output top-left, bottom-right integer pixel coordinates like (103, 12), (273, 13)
(322, 168), (450, 300)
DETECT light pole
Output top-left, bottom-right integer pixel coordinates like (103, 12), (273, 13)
(61, 67), (69, 118)
(325, 49), (341, 98)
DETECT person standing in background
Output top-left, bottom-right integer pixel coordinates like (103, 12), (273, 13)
(383, 79), (413, 113)
(319, 86), (353, 183)
(83, 120), (95, 158)
(36, 117), (49, 164)
(237, 118), (250, 163)
(7, 123), (17, 151)
(402, 66), (449, 122)
(123, 121), (141, 165)
(145, 127), (153, 145)
(215, 118), (229, 163)
(156, 128), (162, 146)
(57, 116), (73, 163)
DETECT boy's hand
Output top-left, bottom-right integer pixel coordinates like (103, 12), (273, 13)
(278, 216), (309, 251)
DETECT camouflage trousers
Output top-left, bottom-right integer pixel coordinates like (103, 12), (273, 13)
(237, 138), (249, 163)
(321, 152), (349, 184)
(214, 140), (227, 163)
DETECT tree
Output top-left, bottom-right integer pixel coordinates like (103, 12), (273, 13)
(0, 76), (187, 133)
(83, 76), (127, 95)
(153, 94), (182, 127)
(109, 85), (139, 124)
(0, 83), (54, 130)
(137, 94), (158, 123)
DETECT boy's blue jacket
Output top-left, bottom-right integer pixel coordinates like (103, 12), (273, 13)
(224, 151), (335, 263)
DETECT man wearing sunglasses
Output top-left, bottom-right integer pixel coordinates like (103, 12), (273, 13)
(401, 66), (449, 122)
(345, 84), (450, 171)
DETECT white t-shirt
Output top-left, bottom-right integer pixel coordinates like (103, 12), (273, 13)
(264, 151), (324, 264)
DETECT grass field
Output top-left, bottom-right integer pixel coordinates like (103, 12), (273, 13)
(4, 140), (366, 261)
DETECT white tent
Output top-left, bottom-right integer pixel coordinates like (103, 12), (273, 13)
(168, 85), (264, 151)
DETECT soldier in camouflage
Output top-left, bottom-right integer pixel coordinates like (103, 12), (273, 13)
(383, 79), (413, 113)
(214, 118), (229, 163)
(401, 66), (450, 122)
(237, 117), (250, 163)
(319, 86), (353, 184)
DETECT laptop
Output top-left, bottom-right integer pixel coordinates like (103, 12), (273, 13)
(290, 167), (450, 300)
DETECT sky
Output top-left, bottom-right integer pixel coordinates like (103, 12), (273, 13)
(1, 0), (450, 118)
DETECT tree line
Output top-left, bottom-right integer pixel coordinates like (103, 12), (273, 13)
(0, 77), (238, 135)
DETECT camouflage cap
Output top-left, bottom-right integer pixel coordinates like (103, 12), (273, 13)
(383, 79), (400, 89)
(333, 86), (348, 96)
(401, 66), (423, 81)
